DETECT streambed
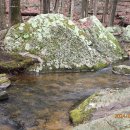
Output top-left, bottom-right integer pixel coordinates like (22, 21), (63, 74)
(0, 61), (130, 130)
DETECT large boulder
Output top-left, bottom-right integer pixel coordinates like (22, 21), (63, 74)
(4, 14), (125, 73)
(70, 87), (130, 128)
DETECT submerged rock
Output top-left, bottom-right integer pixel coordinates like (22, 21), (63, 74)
(4, 14), (125, 73)
(0, 91), (8, 101)
(70, 87), (130, 128)
(112, 65), (130, 75)
(0, 51), (38, 73)
(0, 74), (11, 89)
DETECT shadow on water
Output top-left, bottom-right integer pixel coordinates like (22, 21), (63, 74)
(0, 60), (130, 130)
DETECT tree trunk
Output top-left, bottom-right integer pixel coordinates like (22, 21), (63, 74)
(42, 0), (50, 14)
(109, 0), (118, 26)
(93, 0), (98, 16)
(9, 0), (21, 26)
(54, 0), (59, 13)
(102, 0), (109, 23)
(0, 0), (6, 30)
(70, 0), (74, 19)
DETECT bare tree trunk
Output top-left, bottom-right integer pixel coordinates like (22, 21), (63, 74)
(85, 0), (89, 17)
(57, 0), (62, 13)
(82, 0), (89, 18)
(102, 0), (109, 23)
(40, 0), (43, 13)
(82, 0), (85, 18)
(109, 0), (118, 26)
(70, 0), (74, 19)
(0, 0), (6, 30)
(54, 0), (59, 13)
(93, 0), (98, 16)
(90, 0), (93, 13)
(42, 0), (50, 14)
(9, 0), (21, 26)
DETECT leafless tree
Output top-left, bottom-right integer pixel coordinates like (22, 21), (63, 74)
(0, 0), (6, 30)
(9, 0), (22, 26)
(109, 0), (118, 26)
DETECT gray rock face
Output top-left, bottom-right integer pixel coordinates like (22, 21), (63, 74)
(71, 87), (130, 130)
(4, 14), (124, 73)
(112, 65), (130, 75)
(0, 91), (8, 101)
(0, 74), (11, 89)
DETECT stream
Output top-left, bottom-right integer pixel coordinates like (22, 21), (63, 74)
(0, 61), (130, 130)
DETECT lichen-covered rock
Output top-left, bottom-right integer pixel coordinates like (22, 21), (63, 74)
(4, 14), (125, 73)
(122, 25), (130, 42)
(0, 74), (11, 89)
(106, 26), (123, 35)
(112, 65), (130, 75)
(80, 17), (124, 62)
(70, 87), (130, 127)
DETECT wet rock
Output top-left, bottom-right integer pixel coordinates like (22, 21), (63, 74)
(70, 87), (130, 127)
(112, 65), (130, 75)
(0, 91), (8, 101)
(0, 51), (38, 73)
(4, 14), (124, 73)
(0, 74), (11, 89)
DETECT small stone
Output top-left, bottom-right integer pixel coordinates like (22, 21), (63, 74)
(0, 74), (11, 89)
(0, 91), (8, 101)
(112, 65), (130, 75)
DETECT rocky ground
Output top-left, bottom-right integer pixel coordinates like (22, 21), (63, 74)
(71, 87), (130, 130)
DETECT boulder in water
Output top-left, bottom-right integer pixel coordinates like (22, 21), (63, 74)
(4, 14), (125, 73)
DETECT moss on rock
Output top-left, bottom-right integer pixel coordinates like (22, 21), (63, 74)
(70, 93), (98, 125)
(0, 52), (38, 73)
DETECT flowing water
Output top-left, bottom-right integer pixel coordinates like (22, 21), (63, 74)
(0, 61), (130, 130)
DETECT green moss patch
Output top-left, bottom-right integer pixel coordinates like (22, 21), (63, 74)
(70, 93), (98, 125)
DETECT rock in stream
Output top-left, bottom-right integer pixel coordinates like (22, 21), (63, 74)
(3, 14), (125, 73)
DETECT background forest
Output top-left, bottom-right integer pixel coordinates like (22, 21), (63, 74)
(0, 0), (130, 31)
